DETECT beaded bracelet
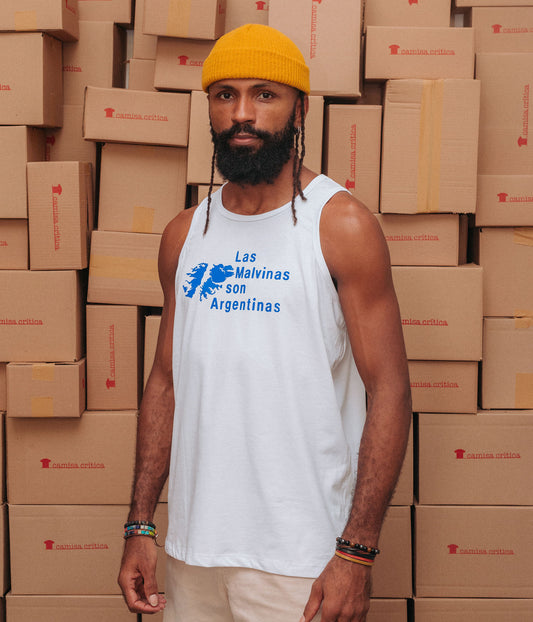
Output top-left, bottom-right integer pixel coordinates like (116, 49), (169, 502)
(336, 537), (380, 557)
(123, 521), (163, 547)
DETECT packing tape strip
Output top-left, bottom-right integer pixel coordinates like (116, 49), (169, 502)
(133, 206), (155, 234)
(417, 80), (443, 214)
(167, 0), (191, 37)
(31, 396), (54, 417)
(513, 227), (533, 247)
(515, 373), (533, 409)
(14, 11), (38, 31)
(91, 255), (159, 282)
(515, 316), (533, 329)
(32, 364), (55, 382)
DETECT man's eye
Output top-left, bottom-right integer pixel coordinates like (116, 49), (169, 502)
(259, 92), (274, 100)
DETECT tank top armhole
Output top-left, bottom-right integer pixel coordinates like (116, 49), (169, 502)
(174, 201), (209, 290)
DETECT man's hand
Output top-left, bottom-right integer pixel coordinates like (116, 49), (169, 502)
(300, 556), (371, 622)
(118, 536), (166, 614)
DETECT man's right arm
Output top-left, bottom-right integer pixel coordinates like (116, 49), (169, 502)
(118, 208), (196, 615)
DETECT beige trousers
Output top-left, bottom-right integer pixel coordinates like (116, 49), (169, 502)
(163, 556), (321, 622)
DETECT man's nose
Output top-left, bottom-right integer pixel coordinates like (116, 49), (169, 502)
(231, 95), (256, 125)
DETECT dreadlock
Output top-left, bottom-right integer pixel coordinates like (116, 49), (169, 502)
(203, 90), (307, 235)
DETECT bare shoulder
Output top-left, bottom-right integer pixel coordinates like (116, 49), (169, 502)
(158, 206), (198, 287)
(320, 191), (390, 284)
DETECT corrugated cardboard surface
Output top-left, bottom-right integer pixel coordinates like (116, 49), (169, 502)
(86, 305), (142, 410)
(6, 594), (135, 622)
(476, 53), (533, 175)
(415, 505), (533, 597)
(457, 0), (533, 6)
(98, 143), (187, 234)
(27, 161), (93, 270)
(478, 227), (533, 317)
(45, 104), (97, 172)
(9, 503), (168, 595)
(0, 505), (7, 596)
(365, 27), (475, 80)
(127, 58), (156, 91)
(482, 318), (533, 410)
(77, 0), (132, 25)
(143, 0), (226, 40)
(0, 366), (6, 412)
(381, 79), (479, 214)
(0, 33), (62, 127)
(367, 598), (407, 622)
(418, 411), (533, 505)
(364, 0), (451, 29)
(471, 7), (533, 53)
(476, 175), (533, 226)
(0, 270), (84, 363)
(375, 214), (467, 265)
(0, 126), (45, 219)
(88, 230), (163, 307)
(0, 0), (79, 42)
(0, 220), (29, 269)
(154, 37), (215, 92)
(409, 360), (478, 414)
(133, 0), (157, 59)
(224, 0), (268, 33)
(7, 359), (86, 418)
(83, 86), (190, 147)
(392, 264), (483, 361)
(6, 411), (138, 504)
(269, 0), (362, 97)
(325, 105), (382, 213)
(414, 597), (533, 620)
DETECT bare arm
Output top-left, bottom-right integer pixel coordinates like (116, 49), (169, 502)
(118, 208), (196, 615)
(303, 193), (411, 622)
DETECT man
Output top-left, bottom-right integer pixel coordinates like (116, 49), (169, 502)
(118, 24), (411, 622)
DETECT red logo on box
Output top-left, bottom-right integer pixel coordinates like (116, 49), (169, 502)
(256, 1), (267, 9)
(448, 544), (459, 554)
(497, 192), (509, 202)
(178, 55), (189, 66)
(454, 449), (466, 459)
(389, 44), (401, 55)
(41, 458), (52, 469)
(44, 540), (55, 550)
(106, 378), (116, 389)
(104, 107), (115, 118)
(518, 136), (528, 147)
(409, 0), (419, 5)
(345, 180), (355, 190)
(0, 84), (11, 91)
(492, 24), (503, 34)
(52, 184), (62, 196)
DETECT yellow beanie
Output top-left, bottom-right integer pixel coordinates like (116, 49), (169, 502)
(202, 24), (310, 94)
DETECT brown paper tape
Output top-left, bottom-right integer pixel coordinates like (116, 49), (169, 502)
(515, 374), (533, 408)
(515, 317), (533, 329)
(32, 363), (55, 382)
(133, 206), (155, 234)
(14, 11), (38, 31)
(31, 396), (54, 417)
(513, 228), (533, 247)
(167, 0), (191, 37)
(91, 255), (159, 282)
(417, 80), (443, 214)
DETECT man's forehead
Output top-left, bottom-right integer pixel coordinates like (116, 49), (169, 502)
(209, 78), (295, 92)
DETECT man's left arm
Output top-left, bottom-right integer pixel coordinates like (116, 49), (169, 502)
(302, 193), (412, 622)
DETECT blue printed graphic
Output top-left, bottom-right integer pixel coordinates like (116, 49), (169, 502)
(183, 262), (208, 298)
(183, 263), (234, 300)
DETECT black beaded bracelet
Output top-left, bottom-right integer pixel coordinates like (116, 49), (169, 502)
(124, 520), (156, 529)
(336, 537), (380, 556)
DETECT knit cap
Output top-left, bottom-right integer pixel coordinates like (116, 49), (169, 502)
(202, 24), (310, 94)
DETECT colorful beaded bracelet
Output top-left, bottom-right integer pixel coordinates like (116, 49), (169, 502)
(336, 537), (380, 556)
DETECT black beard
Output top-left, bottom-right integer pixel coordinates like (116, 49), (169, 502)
(211, 115), (297, 186)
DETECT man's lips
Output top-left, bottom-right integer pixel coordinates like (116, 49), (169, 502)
(229, 133), (260, 146)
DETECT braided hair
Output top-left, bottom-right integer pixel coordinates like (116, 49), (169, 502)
(203, 90), (307, 235)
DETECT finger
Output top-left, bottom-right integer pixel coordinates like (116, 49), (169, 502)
(301, 580), (323, 622)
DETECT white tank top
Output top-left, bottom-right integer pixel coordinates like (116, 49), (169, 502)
(166, 175), (366, 578)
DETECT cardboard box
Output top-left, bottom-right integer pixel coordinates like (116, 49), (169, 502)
(0, 33), (62, 127)
(86, 305), (142, 410)
(127, 59), (156, 91)
(375, 214), (468, 266)
(471, 8), (533, 54)
(414, 597), (533, 621)
(9, 503), (168, 595)
(27, 161), (94, 270)
(457, 0), (533, 6)
(143, 0), (227, 39)
(6, 410), (138, 503)
(0, 505), (8, 596)
(418, 411), (533, 505)
(88, 231), (163, 307)
(372, 506), (412, 598)
(390, 423), (413, 506)
(0, 414), (4, 501)
(476, 53), (533, 176)
(409, 360), (478, 414)
(0, 365), (6, 411)
(0, 0), (79, 42)
(364, 0), (451, 29)
(45, 105), (97, 173)
(482, 318), (533, 410)
(324, 105), (382, 213)
(392, 265), (483, 361)
(77, 0), (132, 25)
(415, 505), (533, 597)
(133, 0), (157, 60)
(187, 90), (323, 185)
(476, 175), (533, 226)
(0, 270), (84, 363)
(380, 79), (480, 214)
(365, 27), (475, 80)
(63, 21), (126, 106)
(224, 0), (269, 33)
(83, 86), (190, 147)
(144, 314), (161, 387)
(5, 594), (135, 622)
(0, 220), (28, 269)
(98, 143), (187, 234)
(0, 127), (45, 219)
(154, 37), (215, 92)
(478, 227), (533, 317)
(269, 0), (362, 97)
(6, 360), (86, 418)
(367, 599), (407, 622)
